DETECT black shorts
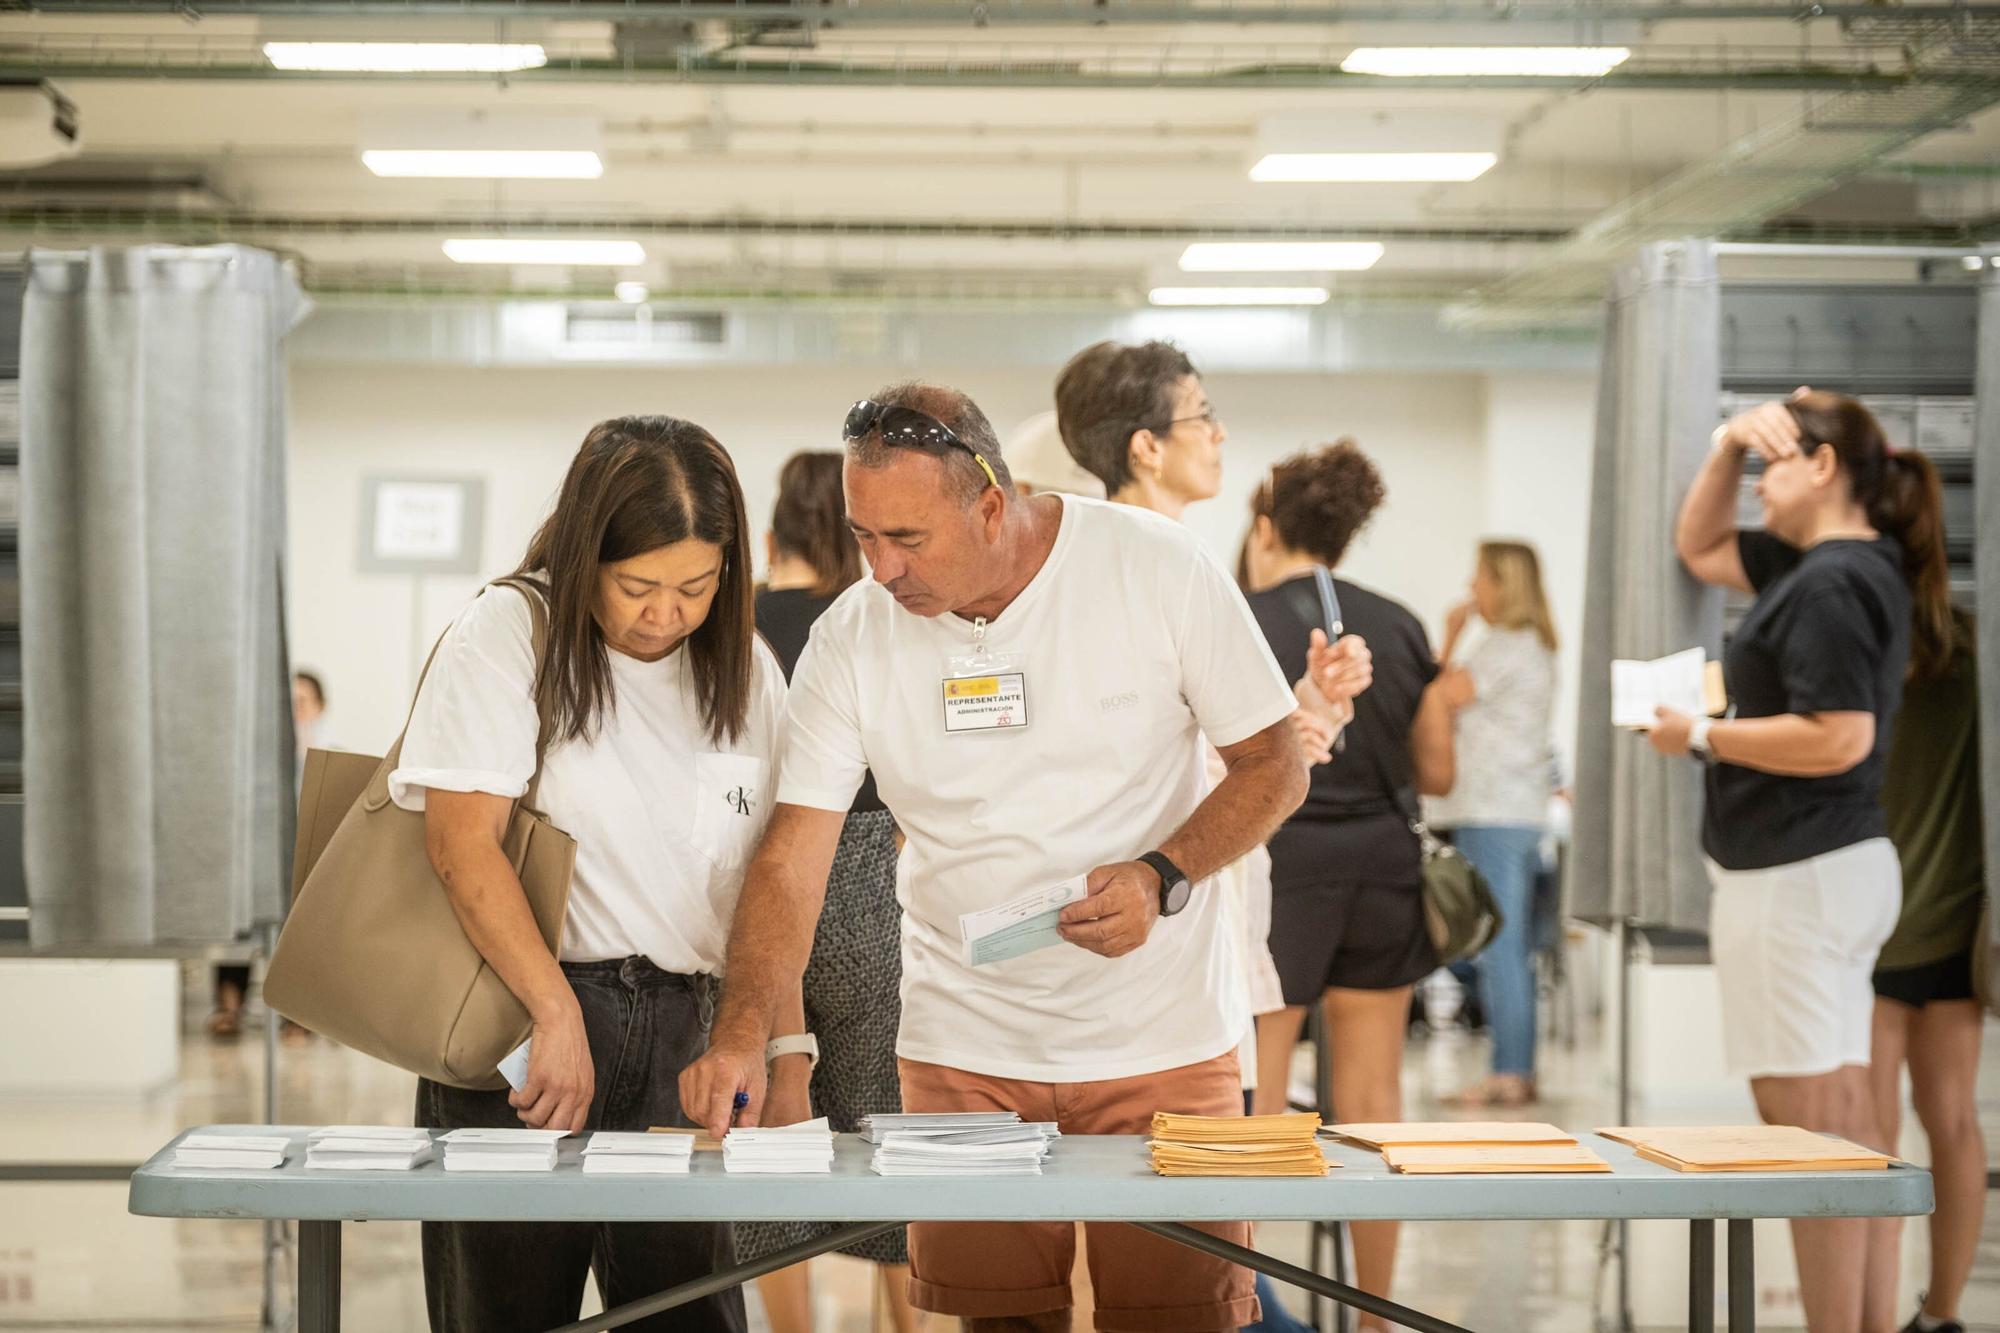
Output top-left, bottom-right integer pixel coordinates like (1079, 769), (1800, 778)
(1872, 951), (1976, 1008)
(1268, 876), (1437, 1004)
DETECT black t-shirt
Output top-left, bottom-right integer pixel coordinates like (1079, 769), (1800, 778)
(1701, 531), (1911, 871)
(1247, 574), (1439, 885)
(754, 587), (885, 816)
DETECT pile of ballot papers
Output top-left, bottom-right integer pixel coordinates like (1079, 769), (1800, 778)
(1147, 1112), (1327, 1177)
(1324, 1122), (1610, 1175)
(173, 1134), (288, 1170)
(865, 1114), (1058, 1176)
(1598, 1125), (1893, 1172)
(723, 1119), (836, 1174)
(305, 1126), (434, 1171)
(581, 1132), (697, 1176)
(439, 1128), (570, 1173)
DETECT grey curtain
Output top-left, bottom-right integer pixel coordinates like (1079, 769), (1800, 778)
(1570, 240), (1726, 932)
(1977, 265), (2000, 967)
(21, 245), (308, 949)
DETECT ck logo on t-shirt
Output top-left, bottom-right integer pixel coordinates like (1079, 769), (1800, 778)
(725, 786), (755, 818)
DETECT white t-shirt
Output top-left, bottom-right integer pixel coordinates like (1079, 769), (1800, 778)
(1428, 621), (1555, 831)
(777, 495), (1297, 1083)
(389, 584), (788, 974)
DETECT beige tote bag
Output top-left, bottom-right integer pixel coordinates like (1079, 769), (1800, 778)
(265, 577), (576, 1090)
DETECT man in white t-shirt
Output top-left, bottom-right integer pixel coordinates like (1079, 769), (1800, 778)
(683, 383), (1312, 1332)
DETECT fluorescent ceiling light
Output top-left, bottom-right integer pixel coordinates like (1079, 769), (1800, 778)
(263, 42), (548, 73)
(1179, 242), (1384, 273)
(1251, 152), (1497, 183)
(363, 150), (602, 179)
(1150, 287), (1330, 307)
(444, 239), (646, 266)
(1340, 47), (1630, 78)
(614, 281), (651, 303)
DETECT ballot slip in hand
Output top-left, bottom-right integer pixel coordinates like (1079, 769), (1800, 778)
(959, 876), (1088, 967)
(1612, 648), (1728, 729)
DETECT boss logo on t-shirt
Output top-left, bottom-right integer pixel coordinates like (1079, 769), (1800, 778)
(1099, 692), (1140, 713)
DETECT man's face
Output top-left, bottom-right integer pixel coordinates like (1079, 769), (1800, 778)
(844, 451), (999, 618)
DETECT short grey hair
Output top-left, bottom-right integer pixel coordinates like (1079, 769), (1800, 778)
(845, 382), (1013, 506)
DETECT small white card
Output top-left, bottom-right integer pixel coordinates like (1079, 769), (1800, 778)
(959, 877), (1088, 966)
(942, 672), (1029, 733)
(498, 1039), (532, 1092)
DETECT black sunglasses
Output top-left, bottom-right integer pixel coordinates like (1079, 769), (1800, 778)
(842, 400), (999, 490)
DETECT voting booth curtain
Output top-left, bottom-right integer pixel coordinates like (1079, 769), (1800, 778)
(20, 245), (308, 949)
(1569, 239), (1726, 934)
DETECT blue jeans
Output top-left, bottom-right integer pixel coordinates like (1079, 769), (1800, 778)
(1454, 825), (1544, 1079)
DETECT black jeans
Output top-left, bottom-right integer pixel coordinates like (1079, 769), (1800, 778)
(415, 959), (747, 1333)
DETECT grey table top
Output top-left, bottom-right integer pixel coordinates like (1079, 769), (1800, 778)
(129, 1127), (1933, 1225)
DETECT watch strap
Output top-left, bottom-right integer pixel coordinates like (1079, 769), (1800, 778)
(1138, 850), (1189, 914)
(765, 1033), (820, 1070)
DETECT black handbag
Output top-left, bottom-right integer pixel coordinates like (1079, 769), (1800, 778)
(1279, 574), (1503, 967)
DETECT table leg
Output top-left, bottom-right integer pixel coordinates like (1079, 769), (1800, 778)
(547, 1221), (902, 1333)
(1727, 1220), (1754, 1333)
(1688, 1219), (1715, 1333)
(297, 1220), (341, 1333)
(1135, 1222), (1474, 1333)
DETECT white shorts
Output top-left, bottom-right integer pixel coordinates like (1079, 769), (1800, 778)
(1705, 838), (1902, 1080)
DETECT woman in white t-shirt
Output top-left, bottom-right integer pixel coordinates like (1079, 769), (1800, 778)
(392, 416), (785, 1333)
(1431, 540), (1558, 1109)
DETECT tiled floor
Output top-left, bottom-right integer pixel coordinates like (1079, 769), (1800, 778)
(3, 967), (1999, 1332)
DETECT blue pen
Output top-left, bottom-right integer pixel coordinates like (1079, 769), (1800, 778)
(730, 1090), (750, 1129)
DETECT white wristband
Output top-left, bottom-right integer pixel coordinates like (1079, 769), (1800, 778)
(1688, 715), (1716, 760)
(765, 1033), (820, 1071)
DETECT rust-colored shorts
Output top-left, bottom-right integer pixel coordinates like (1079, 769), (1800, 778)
(898, 1051), (1258, 1333)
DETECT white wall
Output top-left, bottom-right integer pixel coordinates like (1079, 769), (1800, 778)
(1481, 371), (1600, 776)
(286, 363), (1590, 750)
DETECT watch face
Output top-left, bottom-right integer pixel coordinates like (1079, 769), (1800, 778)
(1163, 876), (1193, 916)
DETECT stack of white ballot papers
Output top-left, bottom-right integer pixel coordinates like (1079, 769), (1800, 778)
(173, 1134), (288, 1170)
(305, 1126), (434, 1171)
(722, 1118), (836, 1174)
(439, 1128), (571, 1172)
(582, 1132), (697, 1176)
(871, 1126), (1056, 1177)
(857, 1112), (1035, 1143)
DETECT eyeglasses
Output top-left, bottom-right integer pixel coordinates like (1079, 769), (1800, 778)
(842, 399), (999, 490)
(1160, 406), (1221, 433)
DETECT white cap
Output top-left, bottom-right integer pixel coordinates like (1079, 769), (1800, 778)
(1001, 410), (1105, 498)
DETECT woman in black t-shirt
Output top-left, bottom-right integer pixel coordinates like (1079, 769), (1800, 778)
(737, 452), (916, 1332)
(1665, 389), (1948, 1333)
(1241, 442), (1456, 1330)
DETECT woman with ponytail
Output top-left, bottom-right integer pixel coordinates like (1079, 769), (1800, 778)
(1867, 474), (1982, 1333)
(738, 451), (919, 1333)
(1663, 388), (1942, 1332)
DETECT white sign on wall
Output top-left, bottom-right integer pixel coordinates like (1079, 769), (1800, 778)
(358, 476), (485, 575)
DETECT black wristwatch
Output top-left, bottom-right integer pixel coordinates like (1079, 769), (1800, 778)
(1138, 851), (1193, 918)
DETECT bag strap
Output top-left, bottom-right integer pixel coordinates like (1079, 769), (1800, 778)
(366, 575), (556, 814)
(1275, 572), (1427, 834)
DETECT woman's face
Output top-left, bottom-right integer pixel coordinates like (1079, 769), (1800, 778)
(1148, 374), (1227, 504)
(594, 539), (725, 662)
(1754, 443), (1832, 545)
(1470, 559), (1501, 622)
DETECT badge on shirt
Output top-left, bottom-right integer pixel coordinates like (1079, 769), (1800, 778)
(942, 671), (1029, 733)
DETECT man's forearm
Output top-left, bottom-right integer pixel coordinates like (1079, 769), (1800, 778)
(1159, 741), (1307, 883)
(713, 860), (823, 1047)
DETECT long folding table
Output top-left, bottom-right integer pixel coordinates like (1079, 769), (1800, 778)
(130, 1126), (1932, 1333)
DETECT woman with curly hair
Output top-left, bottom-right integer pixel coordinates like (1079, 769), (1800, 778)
(1241, 441), (1456, 1330)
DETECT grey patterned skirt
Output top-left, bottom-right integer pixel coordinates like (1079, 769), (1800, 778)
(735, 808), (907, 1266)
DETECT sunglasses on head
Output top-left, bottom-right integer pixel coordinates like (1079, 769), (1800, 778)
(842, 399), (999, 491)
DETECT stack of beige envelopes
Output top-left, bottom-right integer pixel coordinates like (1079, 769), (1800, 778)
(1147, 1112), (1329, 1177)
(1327, 1122), (1611, 1175)
(1597, 1125), (1894, 1172)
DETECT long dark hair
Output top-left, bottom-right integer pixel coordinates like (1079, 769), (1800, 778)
(515, 416), (755, 746)
(1783, 391), (1951, 680)
(771, 451), (860, 597)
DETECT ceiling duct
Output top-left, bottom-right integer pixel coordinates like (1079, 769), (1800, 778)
(1459, 16), (2000, 326)
(0, 82), (80, 169)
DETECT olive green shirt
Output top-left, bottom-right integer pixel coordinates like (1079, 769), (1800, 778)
(1876, 612), (1986, 972)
